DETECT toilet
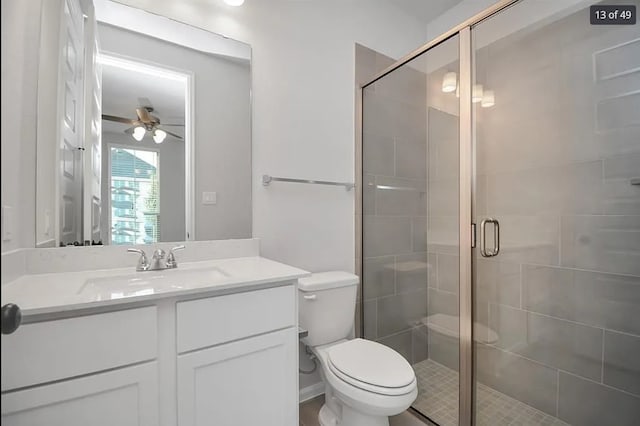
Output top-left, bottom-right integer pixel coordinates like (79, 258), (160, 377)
(298, 271), (418, 426)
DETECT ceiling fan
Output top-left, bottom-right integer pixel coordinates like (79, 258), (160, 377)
(102, 99), (184, 143)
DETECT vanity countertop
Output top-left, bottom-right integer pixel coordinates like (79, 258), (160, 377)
(1, 256), (309, 318)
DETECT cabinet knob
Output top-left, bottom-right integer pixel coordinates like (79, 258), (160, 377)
(1, 303), (22, 335)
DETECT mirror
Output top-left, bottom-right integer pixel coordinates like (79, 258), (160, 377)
(35, 0), (252, 247)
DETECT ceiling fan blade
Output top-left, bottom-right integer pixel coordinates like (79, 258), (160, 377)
(159, 127), (184, 140)
(160, 123), (185, 127)
(102, 114), (136, 125)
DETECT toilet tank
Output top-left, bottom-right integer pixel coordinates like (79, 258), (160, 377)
(298, 271), (359, 347)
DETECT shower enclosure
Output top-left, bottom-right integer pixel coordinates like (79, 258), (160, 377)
(359, 0), (640, 425)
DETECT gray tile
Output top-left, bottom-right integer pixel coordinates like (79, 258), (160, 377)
(375, 176), (426, 216)
(485, 161), (603, 215)
(603, 153), (640, 179)
(363, 133), (395, 176)
(427, 177), (458, 217)
(558, 372), (640, 426)
(363, 90), (395, 140)
(396, 137), (427, 180)
(362, 174), (376, 215)
(604, 330), (640, 396)
(355, 44), (377, 86)
(428, 288), (458, 316)
(396, 252), (429, 294)
(363, 216), (412, 257)
(412, 217), (427, 252)
(523, 264), (640, 335)
(427, 107), (459, 181)
(363, 299), (377, 340)
(377, 290), (427, 337)
(476, 343), (558, 416)
(427, 253), (437, 289)
(363, 256), (395, 300)
(378, 330), (413, 363)
(412, 325), (429, 364)
(602, 177), (640, 215)
(429, 330), (459, 371)
(490, 304), (603, 381)
(476, 258), (521, 308)
(437, 254), (459, 293)
(489, 303), (528, 352)
(560, 215), (640, 276)
(494, 215), (560, 266)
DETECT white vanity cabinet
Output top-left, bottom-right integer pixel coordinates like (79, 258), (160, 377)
(1, 281), (299, 426)
(1, 362), (159, 426)
(176, 285), (298, 426)
(1, 307), (160, 426)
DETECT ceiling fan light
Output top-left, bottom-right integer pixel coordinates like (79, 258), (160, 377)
(153, 129), (167, 144)
(224, 0), (244, 6)
(132, 126), (146, 141)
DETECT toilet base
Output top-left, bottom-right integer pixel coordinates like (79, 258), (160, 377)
(318, 402), (390, 426)
(318, 404), (337, 426)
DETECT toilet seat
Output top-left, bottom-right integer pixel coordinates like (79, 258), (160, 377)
(327, 339), (416, 396)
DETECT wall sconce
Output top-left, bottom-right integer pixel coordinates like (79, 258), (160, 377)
(472, 84), (483, 103)
(481, 90), (495, 108)
(442, 72), (457, 93)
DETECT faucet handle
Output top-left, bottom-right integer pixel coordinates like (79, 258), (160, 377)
(166, 245), (185, 268)
(127, 248), (150, 271)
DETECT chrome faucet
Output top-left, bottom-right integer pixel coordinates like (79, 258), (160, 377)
(128, 245), (185, 272)
(127, 248), (150, 271)
(166, 245), (185, 268)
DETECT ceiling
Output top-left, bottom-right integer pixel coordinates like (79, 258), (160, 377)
(387, 0), (463, 24)
(101, 62), (186, 136)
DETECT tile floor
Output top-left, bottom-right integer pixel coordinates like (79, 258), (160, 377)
(299, 394), (434, 426)
(413, 359), (570, 426)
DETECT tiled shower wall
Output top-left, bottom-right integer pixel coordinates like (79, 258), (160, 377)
(358, 44), (431, 365)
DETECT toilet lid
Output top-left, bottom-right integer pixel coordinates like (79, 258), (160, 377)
(327, 339), (415, 390)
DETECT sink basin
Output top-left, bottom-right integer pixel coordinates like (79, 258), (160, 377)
(77, 266), (230, 300)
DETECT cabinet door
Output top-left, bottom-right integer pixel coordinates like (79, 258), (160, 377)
(1, 362), (158, 426)
(178, 328), (298, 426)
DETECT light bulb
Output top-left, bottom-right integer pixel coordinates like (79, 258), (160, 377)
(132, 126), (146, 141)
(442, 72), (457, 93)
(224, 0), (244, 5)
(481, 90), (495, 108)
(472, 84), (483, 103)
(153, 129), (167, 144)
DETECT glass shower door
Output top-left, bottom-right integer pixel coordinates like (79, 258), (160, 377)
(472, 2), (640, 425)
(361, 35), (461, 425)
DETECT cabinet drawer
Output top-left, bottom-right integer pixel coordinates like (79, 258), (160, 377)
(177, 284), (295, 353)
(1, 307), (157, 391)
(2, 361), (159, 426)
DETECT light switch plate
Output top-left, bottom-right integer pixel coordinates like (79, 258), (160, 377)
(202, 192), (217, 205)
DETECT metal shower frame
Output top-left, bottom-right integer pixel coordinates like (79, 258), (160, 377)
(356, 1), (519, 424)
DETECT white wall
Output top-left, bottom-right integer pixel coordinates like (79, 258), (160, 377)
(113, 0), (428, 275)
(1, 0), (41, 252)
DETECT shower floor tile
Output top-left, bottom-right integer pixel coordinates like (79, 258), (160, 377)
(413, 359), (569, 426)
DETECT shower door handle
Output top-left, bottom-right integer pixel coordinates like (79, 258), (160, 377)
(480, 218), (500, 257)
